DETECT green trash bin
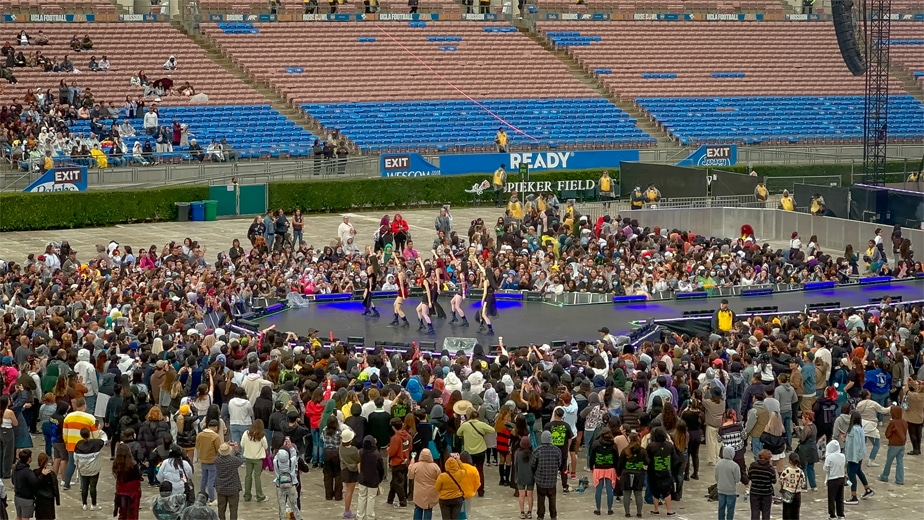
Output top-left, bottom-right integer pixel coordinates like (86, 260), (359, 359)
(175, 202), (190, 222)
(203, 199), (218, 221)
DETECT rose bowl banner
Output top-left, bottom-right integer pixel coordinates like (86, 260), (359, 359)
(438, 150), (640, 176)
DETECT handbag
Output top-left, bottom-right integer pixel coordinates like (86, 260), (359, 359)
(780, 473), (801, 504)
(262, 448), (275, 472)
(428, 429), (442, 461)
(181, 472), (195, 505)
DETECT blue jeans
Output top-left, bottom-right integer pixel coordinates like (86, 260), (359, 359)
(872, 392), (890, 421)
(595, 478), (614, 511)
(751, 437), (763, 459)
(718, 493), (737, 520)
(868, 436), (880, 461)
(413, 505), (433, 520)
(84, 394), (98, 416)
(727, 398), (741, 418)
(64, 451), (76, 487)
(231, 424), (249, 446)
(781, 411), (793, 449)
(201, 463), (217, 501)
(311, 429), (323, 464)
(880, 445), (904, 484)
(804, 462), (817, 489)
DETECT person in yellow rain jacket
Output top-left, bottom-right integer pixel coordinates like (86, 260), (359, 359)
(89, 144), (108, 168)
(754, 181), (768, 202)
(492, 164), (507, 207)
(507, 192), (524, 221)
(644, 183), (661, 204)
(495, 128), (508, 153)
(630, 186), (644, 209)
(779, 190), (796, 211)
(599, 170), (615, 207)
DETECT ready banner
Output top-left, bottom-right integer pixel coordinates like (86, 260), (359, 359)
(23, 166), (88, 192)
(675, 144), (738, 167)
(438, 150), (640, 176)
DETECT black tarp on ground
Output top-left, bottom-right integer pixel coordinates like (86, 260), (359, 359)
(619, 162), (708, 198)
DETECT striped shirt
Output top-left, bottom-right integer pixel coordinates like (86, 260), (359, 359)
(63, 411), (99, 452)
(747, 460), (778, 496)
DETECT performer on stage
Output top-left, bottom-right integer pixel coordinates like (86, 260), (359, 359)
(474, 255), (497, 335)
(389, 257), (411, 327)
(361, 264), (379, 317)
(416, 263), (437, 335)
(430, 257), (447, 320)
(449, 253), (470, 327)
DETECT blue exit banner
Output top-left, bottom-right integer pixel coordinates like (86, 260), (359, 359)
(675, 145), (738, 167)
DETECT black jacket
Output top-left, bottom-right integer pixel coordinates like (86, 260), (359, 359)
(138, 419), (171, 453)
(12, 461), (39, 499)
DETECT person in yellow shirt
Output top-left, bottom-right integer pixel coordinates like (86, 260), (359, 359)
(434, 458), (466, 517)
(630, 186), (644, 209)
(89, 145), (108, 168)
(779, 189), (796, 211)
(754, 181), (768, 202)
(43, 151), (54, 171)
(644, 183), (661, 204)
(495, 128), (508, 153)
(507, 192), (524, 221)
(599, 170), (614, 208)
(492, 164), (507, 207)
(459, 452), (481, 511)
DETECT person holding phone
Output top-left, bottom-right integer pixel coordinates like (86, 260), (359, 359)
(273, 437), (301, 520)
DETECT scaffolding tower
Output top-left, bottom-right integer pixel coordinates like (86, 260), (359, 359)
(862, 0), (891, 186)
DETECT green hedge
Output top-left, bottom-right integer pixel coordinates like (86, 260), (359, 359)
(268, 170), (611, 213)
(0, 185), (210, 231)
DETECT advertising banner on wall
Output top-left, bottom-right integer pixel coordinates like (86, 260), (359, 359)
(23, 166), (88, 192)
(379, 153), (441, 177)
(675, 144), (738, 167)
(438, 150), (639, 176)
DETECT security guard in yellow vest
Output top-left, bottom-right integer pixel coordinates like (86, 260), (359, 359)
(644, 183), (661, 204)
(599, 170), (614, 207)
(779, 189), (796, 211)
(492, 163), (507, 207)
(630, 186), (644, 209)
(711, 298), (736, 333)
(507, 192), (524, 220)
(495, 128), (508, 153)
(754, 181), (768, 202)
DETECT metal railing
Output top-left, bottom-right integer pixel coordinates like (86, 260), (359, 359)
(765, 175), (841, 193)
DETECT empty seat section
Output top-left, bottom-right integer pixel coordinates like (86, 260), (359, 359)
(202, 21), (655, 150)
(889, 22), (924, 90)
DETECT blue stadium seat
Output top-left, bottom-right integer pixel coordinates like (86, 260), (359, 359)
(636, 95), (924, 145)
(301, 98), (654, 150)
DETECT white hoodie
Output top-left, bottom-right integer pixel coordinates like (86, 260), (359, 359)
(228, 396), (254, 426)
(823, 439), (846, 480)
(444, 372), (463, 394)
(75, 348), (98, 396)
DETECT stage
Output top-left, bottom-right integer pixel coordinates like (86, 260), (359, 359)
(254, 280), (924, 347)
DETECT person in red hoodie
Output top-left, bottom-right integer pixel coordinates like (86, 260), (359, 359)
(304, 388), (325, 468)
(391, 213), (410, 254)
(386, 417), (412, 509)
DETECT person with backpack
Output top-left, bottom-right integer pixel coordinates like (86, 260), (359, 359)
(74, 426), (105, 511)
(813, 386), (840, 445)
(273, 437), (302, 520)
(175, 405), (198, 461)
(795, 411), (819, 491)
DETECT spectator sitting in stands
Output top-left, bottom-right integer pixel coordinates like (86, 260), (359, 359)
(90, 143), (108, 168)
(13, 51), (25, 67)
(141, 140), (154, 162)
(88, 56), (100, 71)
(304, 0), (318, 13)
(188, 139), (205, 161)
(34, 30), (47, 46)
(0, 64), (15, 84)
(17, 30), (29, 46)
(109, 136), (126, 167)
(80, 34), (93, 51)
(0, 41), (12, 57)
(163, 55), (177, 71)
(4, 47), (12, 68)
(220, 138), (237, 161)
(207, 140), (223, 162)
(132, 141), (149, 165)
(98, 55), (110, 71)
(119, 119), (136, 137)
(104, 101), (119, 119)
(59, 55), (74, 73)
(77, 106), (90, 119)
(179, 81), (195, 96)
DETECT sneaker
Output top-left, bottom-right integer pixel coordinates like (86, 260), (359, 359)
(570, 472), (577, 479)
(257, 496), (269, 502)
(521, 513), (527, 519)
(82, 505), (88, 511)
(60, 480), (65, 487)
(845, 496), (859, 505)
(208, 500), (218, 506)
(90, 505), (99, 511)
(343, 513), (356, 519)
(862, 488), (875, 499)
(868, 461), (880, 467)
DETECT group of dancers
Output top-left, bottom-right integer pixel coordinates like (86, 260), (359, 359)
(359, 247), (498, 335)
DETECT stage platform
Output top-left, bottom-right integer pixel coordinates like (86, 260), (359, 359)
(253, 279), (924, 346)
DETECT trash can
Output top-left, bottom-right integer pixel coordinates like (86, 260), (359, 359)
(190, 201), (205, 222)
(175, 202), (190, 222)
(203, 199), (218, 221)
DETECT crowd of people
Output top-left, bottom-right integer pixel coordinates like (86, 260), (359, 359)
(1, 196), (922, 520)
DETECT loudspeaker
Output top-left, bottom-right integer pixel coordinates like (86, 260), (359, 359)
(832, 0), (866, 76)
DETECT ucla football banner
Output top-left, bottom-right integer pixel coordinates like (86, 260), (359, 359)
(23, 166), (88, 192)
(439, 150), (639, 176)
(675, 145), (738, 167)
(380, 153), (441, 177)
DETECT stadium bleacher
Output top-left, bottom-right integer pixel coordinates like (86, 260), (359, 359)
(202, 21), (656, 151)
(537, 21), (924, 145)
(3, 23), (316, 157)
(889, 22), (924, 90)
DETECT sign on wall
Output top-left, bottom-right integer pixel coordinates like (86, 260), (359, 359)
(439, 149), (639, 176)
(23, 166), (88, 192)
(379, 153), (441, 177)
(675, 144), (738, 167)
